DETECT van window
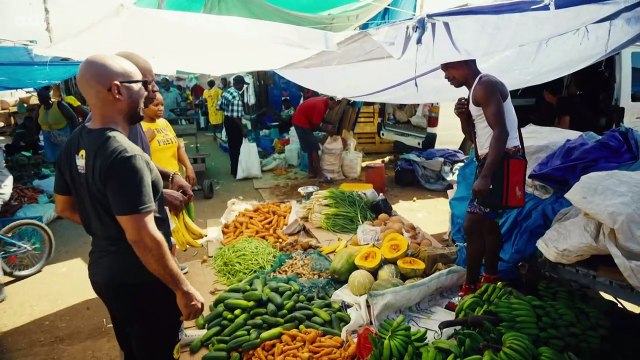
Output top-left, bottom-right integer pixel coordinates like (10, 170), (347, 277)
(632, 52), (640, 102)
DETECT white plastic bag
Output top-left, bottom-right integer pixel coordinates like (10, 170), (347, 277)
(341, 150), (363, 179)
(333, 266), (466, 340)
(356, 224), (381, 245)
(289, 129), (300, 146)
(320, 135), (344, 180)
(284, 144), (300, 166)
(236, 139), (262, 180)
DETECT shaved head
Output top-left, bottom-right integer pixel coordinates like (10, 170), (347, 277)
(78, 54), (148, 131)
(116, 51), (159, 106)
(116, 51), (154, 82)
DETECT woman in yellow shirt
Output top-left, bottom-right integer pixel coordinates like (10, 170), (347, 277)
(141, 93), (197, 186)
(34, 86), (79, 162)
(203, 79), (224, 139)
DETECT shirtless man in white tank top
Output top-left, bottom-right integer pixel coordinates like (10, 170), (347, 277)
(440, 59), (523, 297)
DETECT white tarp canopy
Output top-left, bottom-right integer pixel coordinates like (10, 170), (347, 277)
(277, 0), (640, 103)
(33, 2), (351, 75)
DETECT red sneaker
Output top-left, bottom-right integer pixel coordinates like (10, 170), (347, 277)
(480, 273), (499, 286)
(458, 283), (477, 297)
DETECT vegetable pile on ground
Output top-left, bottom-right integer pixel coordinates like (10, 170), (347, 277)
(222, 202), (292, 246)
(242, 328), (356, 360)
(448, 280), (615, 359)
(212, 238), (279, 284)
(306, 189), (375, 233)
(271, 253), (328, 280)
(192, 275), (352, 359)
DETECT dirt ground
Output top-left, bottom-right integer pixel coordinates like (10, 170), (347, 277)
(0, 120), (460, 359)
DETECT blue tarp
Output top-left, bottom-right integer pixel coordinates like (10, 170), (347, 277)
(529, 127), (640, 192)
(449, 151), (572, 281)
(360, 0), (416, 29)
(0, 46), (80, 90)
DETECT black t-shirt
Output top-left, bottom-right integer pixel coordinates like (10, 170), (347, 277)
(556, 95), (598, 133)
(54, 125), (165, 283)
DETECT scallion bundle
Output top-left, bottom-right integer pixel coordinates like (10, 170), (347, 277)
(306, 189), (375, 233)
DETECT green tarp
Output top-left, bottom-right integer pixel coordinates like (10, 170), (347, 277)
(135, 0), (392, 31)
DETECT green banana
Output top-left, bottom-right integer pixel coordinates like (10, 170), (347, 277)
(431, 340), (461, 357)
(382, 337), (391, 360)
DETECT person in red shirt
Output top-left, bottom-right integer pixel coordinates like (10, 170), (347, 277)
(292, 96), (338, 180)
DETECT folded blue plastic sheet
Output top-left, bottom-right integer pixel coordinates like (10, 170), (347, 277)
(529, 127), (640, 192)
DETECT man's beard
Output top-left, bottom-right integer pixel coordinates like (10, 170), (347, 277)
(127, 105), (144, 125)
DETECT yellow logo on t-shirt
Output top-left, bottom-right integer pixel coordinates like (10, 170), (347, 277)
(75, 149), (86, 174)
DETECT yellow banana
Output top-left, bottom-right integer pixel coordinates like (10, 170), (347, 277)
(335, 238), (348, 252)
(181, 210), (207, 239)
(176, 212), (202, 248)
(320, 241), (341, 255)
(171, 213), (188, 251)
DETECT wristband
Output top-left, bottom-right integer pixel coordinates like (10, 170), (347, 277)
(169, 171), (181, 185)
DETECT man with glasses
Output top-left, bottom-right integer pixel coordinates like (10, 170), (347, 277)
(54, 54), (204, 359)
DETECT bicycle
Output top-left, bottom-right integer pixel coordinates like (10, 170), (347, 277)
(0, 219), (55, 279)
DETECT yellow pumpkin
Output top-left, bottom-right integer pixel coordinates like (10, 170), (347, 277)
(397, 257), (426, 278)
(381, 236), (409, 263)
(354, 247), (383, 272)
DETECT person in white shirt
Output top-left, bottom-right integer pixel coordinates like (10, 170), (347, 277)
(441, 59), (523, 297)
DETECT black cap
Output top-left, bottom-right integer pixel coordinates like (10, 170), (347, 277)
(233, 75), (250, 85)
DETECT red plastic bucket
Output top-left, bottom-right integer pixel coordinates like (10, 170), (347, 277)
(364, 163), (386, 194)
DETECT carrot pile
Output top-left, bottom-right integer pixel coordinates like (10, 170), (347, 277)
(222, 202), (292, 246)
(242, 328), (356, 360)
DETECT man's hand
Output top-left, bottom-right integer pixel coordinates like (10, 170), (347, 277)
(163, 189), (188, 215)
(472, 175), (492, 200)
(454, 97), (472, 121)
(170, 174), (194, 201)
(176, 284), (205, 321)
(185, 166), (197, 187)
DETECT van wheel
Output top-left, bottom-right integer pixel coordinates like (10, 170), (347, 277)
(203, 179), (214, 199)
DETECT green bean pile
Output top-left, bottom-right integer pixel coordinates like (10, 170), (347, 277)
(212, 238), (279, 284)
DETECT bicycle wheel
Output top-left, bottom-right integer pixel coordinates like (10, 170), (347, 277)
(0, 219), (55, 279)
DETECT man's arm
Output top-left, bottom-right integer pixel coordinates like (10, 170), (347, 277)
(454, 98), (474, 142)
(473, 79), (509, 199)
(54, 194), (82, 224)
(117, 212), (204, 320)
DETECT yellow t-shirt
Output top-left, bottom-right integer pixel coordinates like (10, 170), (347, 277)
(203, 87), (224, 125)
(141, 118), (180, 173)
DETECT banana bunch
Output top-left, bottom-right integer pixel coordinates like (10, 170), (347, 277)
(170, 210), (206, 250)
(489, 297), (541, 339)
(537, 346), (580, 360)
(454, 330), (485, 358)
(455, 283), (513, 318)
(319, 238), (347, 255)
(419, 339), (463, 360)
(369, 315), (429, 360)
(494, 332), (537, 360)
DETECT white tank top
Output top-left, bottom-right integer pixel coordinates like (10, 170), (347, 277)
(468, 74), (521, 157)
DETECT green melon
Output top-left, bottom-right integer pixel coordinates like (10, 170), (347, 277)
(404, 277), (423, 285)
(348, 270), (375, 296)
(370, 278), (404, 292)
(377, 264), (402, 281)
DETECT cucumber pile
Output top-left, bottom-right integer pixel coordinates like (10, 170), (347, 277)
(192, 274), (351, 359)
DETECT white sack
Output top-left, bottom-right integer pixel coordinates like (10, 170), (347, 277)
(236, 139), (262, 180)
(341, 151), (363, 179)
(321, 135), (345, 180)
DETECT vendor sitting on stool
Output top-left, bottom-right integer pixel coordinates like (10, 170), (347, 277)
(292, 96), (338, 181)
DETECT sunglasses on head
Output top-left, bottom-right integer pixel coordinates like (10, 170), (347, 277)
(107, 79), (150, 92)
